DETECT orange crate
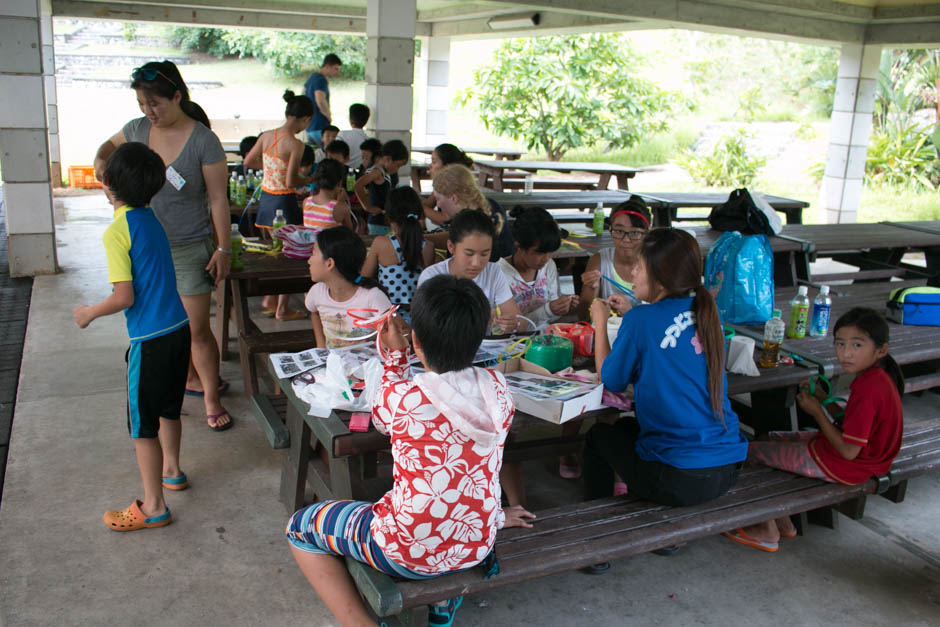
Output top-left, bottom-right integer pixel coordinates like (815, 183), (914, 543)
(68, 165), (102, 189)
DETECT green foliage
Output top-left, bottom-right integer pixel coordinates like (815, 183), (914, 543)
(795, 46), (839, 117)
(735, 87), (766, 122)
(456, 34), (678, 161)
(122, 22), (137, 42)
(676, 128), (766, 187)
(222, 30), (365, 78)
(166, 27), (230, 57)
(164, 26), (365, 78)
(866, 122), (939, 191)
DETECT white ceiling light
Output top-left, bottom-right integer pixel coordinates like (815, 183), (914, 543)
(487, 12), (541, 30)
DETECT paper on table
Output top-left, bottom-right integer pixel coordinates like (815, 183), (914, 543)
(726, 335), (760, 377)
(270, 348), (330, 379)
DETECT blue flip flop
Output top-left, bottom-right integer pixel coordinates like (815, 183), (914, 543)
(185, 378), (230, 398)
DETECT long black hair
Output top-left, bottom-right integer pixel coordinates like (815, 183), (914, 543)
(385, 186), (426, 273)
(449, 209), (495, 244)
(312, 158), (345, 191)
(131, 60), (211, 128)
(833, 307), (904, 394)
(316, 226), (379, 289)
(434, 143), (473, 168)
(283, 89), (314, 119)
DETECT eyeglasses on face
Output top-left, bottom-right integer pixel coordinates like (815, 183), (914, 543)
(610, 228), (646, 241)
(131, 66), (178, 90)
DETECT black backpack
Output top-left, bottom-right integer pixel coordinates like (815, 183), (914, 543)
(708, 188), (775, 235)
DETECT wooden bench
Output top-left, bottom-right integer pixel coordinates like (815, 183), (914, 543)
(347, 417), (940, 626)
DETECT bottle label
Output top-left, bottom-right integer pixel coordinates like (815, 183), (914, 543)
(788, 305), (808, 337)
(811, 304), (831, 335)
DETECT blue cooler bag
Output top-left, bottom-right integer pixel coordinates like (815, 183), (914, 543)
(886, 286), (940, 326)
(704, 231), (774, 325)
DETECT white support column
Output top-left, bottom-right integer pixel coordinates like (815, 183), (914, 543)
(365, 0), (416, 178)
(821, 43), (881, 224)
(415, 36), (451, 147)
(40, 0), (62, 187)
(1, 0), (57, 276)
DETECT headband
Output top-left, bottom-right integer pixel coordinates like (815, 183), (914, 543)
(609, 209), (650, 229)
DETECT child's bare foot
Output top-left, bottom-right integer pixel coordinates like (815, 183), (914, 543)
(740, 521), (780, 544)
(275, 308), (308, 322)
(775, 516), (797, 538)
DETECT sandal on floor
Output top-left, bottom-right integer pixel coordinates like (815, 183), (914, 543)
(261, 307), (277, 317)
(559, 461), (582, 480)
(428, 596), (463, 627)
(275, 310), (309, 322)
(582, 562), (611, 575)
(779, 528), (798, 539)
(207, 411), (233, 432)
(185, 377), (230, 398)
(103, 500), (171, 531)
(723, 528), (779, 553)
(613, 482), (628, 496)
(162, 472), (189, 491)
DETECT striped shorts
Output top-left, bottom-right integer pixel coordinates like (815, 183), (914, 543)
(748, 431), (832, 482)
(285, 500), (436, 580)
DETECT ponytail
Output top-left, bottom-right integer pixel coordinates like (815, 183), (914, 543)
(693, 284), (727, 426)
(384, 186), (426, 273)
(880, 354), (905, 396)
(181, 100), (211, 128)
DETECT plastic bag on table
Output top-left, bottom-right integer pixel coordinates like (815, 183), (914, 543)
(292, 351), (385, 417)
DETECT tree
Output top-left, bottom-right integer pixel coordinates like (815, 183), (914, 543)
(457, 34), (677, 161)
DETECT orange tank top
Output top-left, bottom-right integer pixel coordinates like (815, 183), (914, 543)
(303, 198), (339, 231)
(261, 129), (292, 195)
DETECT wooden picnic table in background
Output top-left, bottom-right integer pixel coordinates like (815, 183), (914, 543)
(474, 159), (642, 192)
(410, 146), (524, 160)
(483, 190), (809, 227)
(778, 222), (940, 283)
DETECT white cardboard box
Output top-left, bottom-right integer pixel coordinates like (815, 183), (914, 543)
(496, 358), (604, 424)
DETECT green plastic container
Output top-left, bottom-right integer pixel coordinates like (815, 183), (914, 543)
(525, 335), (574, 373)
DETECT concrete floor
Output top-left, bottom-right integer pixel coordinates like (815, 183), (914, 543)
(1, 191), (938, 626)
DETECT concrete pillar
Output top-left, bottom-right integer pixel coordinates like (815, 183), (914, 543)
(365, 0), (416, 179)
(40, 0), (62, 187)
(415, 36), (451, 147)
(820, 43), (881, 224)
(0, 0), (58, 276)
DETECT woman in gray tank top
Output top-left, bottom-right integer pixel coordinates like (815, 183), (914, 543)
(94, 61), (233, 432)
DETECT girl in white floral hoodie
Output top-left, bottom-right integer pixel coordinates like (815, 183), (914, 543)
(287, 275), (535, 627)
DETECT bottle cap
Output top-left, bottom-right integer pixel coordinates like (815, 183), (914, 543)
(772, 309), (782, 318)
(820, 285), (830, 294)
(797, 285), (808, 295)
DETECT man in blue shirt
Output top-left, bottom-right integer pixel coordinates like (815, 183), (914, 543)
(304, 53), (342, 146)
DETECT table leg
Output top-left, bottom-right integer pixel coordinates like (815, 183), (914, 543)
(231, 278), (259, 395)
(280, 399), (312, 513)
(597, 173), (612, 190)
(786, 207), (803, 225)
(410, 168), (422, 191)
(215, 278), (232, 361)
(615, 173), (630, 190)
(652, 205), (672, 227)
(774, 251), (800, 288)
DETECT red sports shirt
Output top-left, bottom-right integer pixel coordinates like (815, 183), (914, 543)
(809, 366), (903, 485)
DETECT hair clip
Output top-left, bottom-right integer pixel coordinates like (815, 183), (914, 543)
(354, 274), (362, 284)
(406, 213), (419, 220)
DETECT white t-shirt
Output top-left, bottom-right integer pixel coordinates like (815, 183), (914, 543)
(304, 282), (392, 348)
(417, 259), (513, 307)
(336, 128), (369, 169)
(496, 257), (560, 328)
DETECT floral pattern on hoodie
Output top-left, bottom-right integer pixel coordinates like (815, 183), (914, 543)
(369, 349), (514, 574)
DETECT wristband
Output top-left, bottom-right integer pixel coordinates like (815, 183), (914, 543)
(216, 247), (232, 255)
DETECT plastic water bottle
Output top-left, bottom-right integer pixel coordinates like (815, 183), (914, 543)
(271, 209), (286, 251)
(236, 175), (247, 205)
(592, 202), (605, 236)
(346, 172), (356, 193)
(759, 309), (786, 368)
(809, 285), (832, 337)
(228, 171), (237, 200)
(786, 285), (810, 339)
(230, 223), (244, 270)
(246, 169), (255, 193)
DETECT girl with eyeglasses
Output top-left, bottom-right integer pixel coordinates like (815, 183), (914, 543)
(578, 196), (652, 320)
(93, 60), (234, 432)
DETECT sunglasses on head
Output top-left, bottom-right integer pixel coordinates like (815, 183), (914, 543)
(131, 66), (178, 90)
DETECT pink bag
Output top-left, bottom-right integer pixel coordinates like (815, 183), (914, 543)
(546, 322), (595, 358)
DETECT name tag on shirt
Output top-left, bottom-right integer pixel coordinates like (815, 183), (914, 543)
(166, 166), (186, 191)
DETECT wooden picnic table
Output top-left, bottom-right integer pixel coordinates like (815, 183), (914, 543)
(778, 222), (940, 283)
(731, 280), (940, 389)
(474, 159), (642, 192)
(482, 190), (809, 227)
(410, 145), (523, 160)
(271, 350), (811, 510)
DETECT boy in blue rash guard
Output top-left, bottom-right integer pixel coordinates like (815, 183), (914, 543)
(73, 142), (191, 531)
(587, 228), (747, 510)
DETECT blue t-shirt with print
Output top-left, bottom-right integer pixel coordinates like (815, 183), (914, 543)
(304, 72), (330, 134)
(601, 296), (747, 469)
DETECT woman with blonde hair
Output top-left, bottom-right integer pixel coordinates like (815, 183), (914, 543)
(429, 164), (513, 261)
